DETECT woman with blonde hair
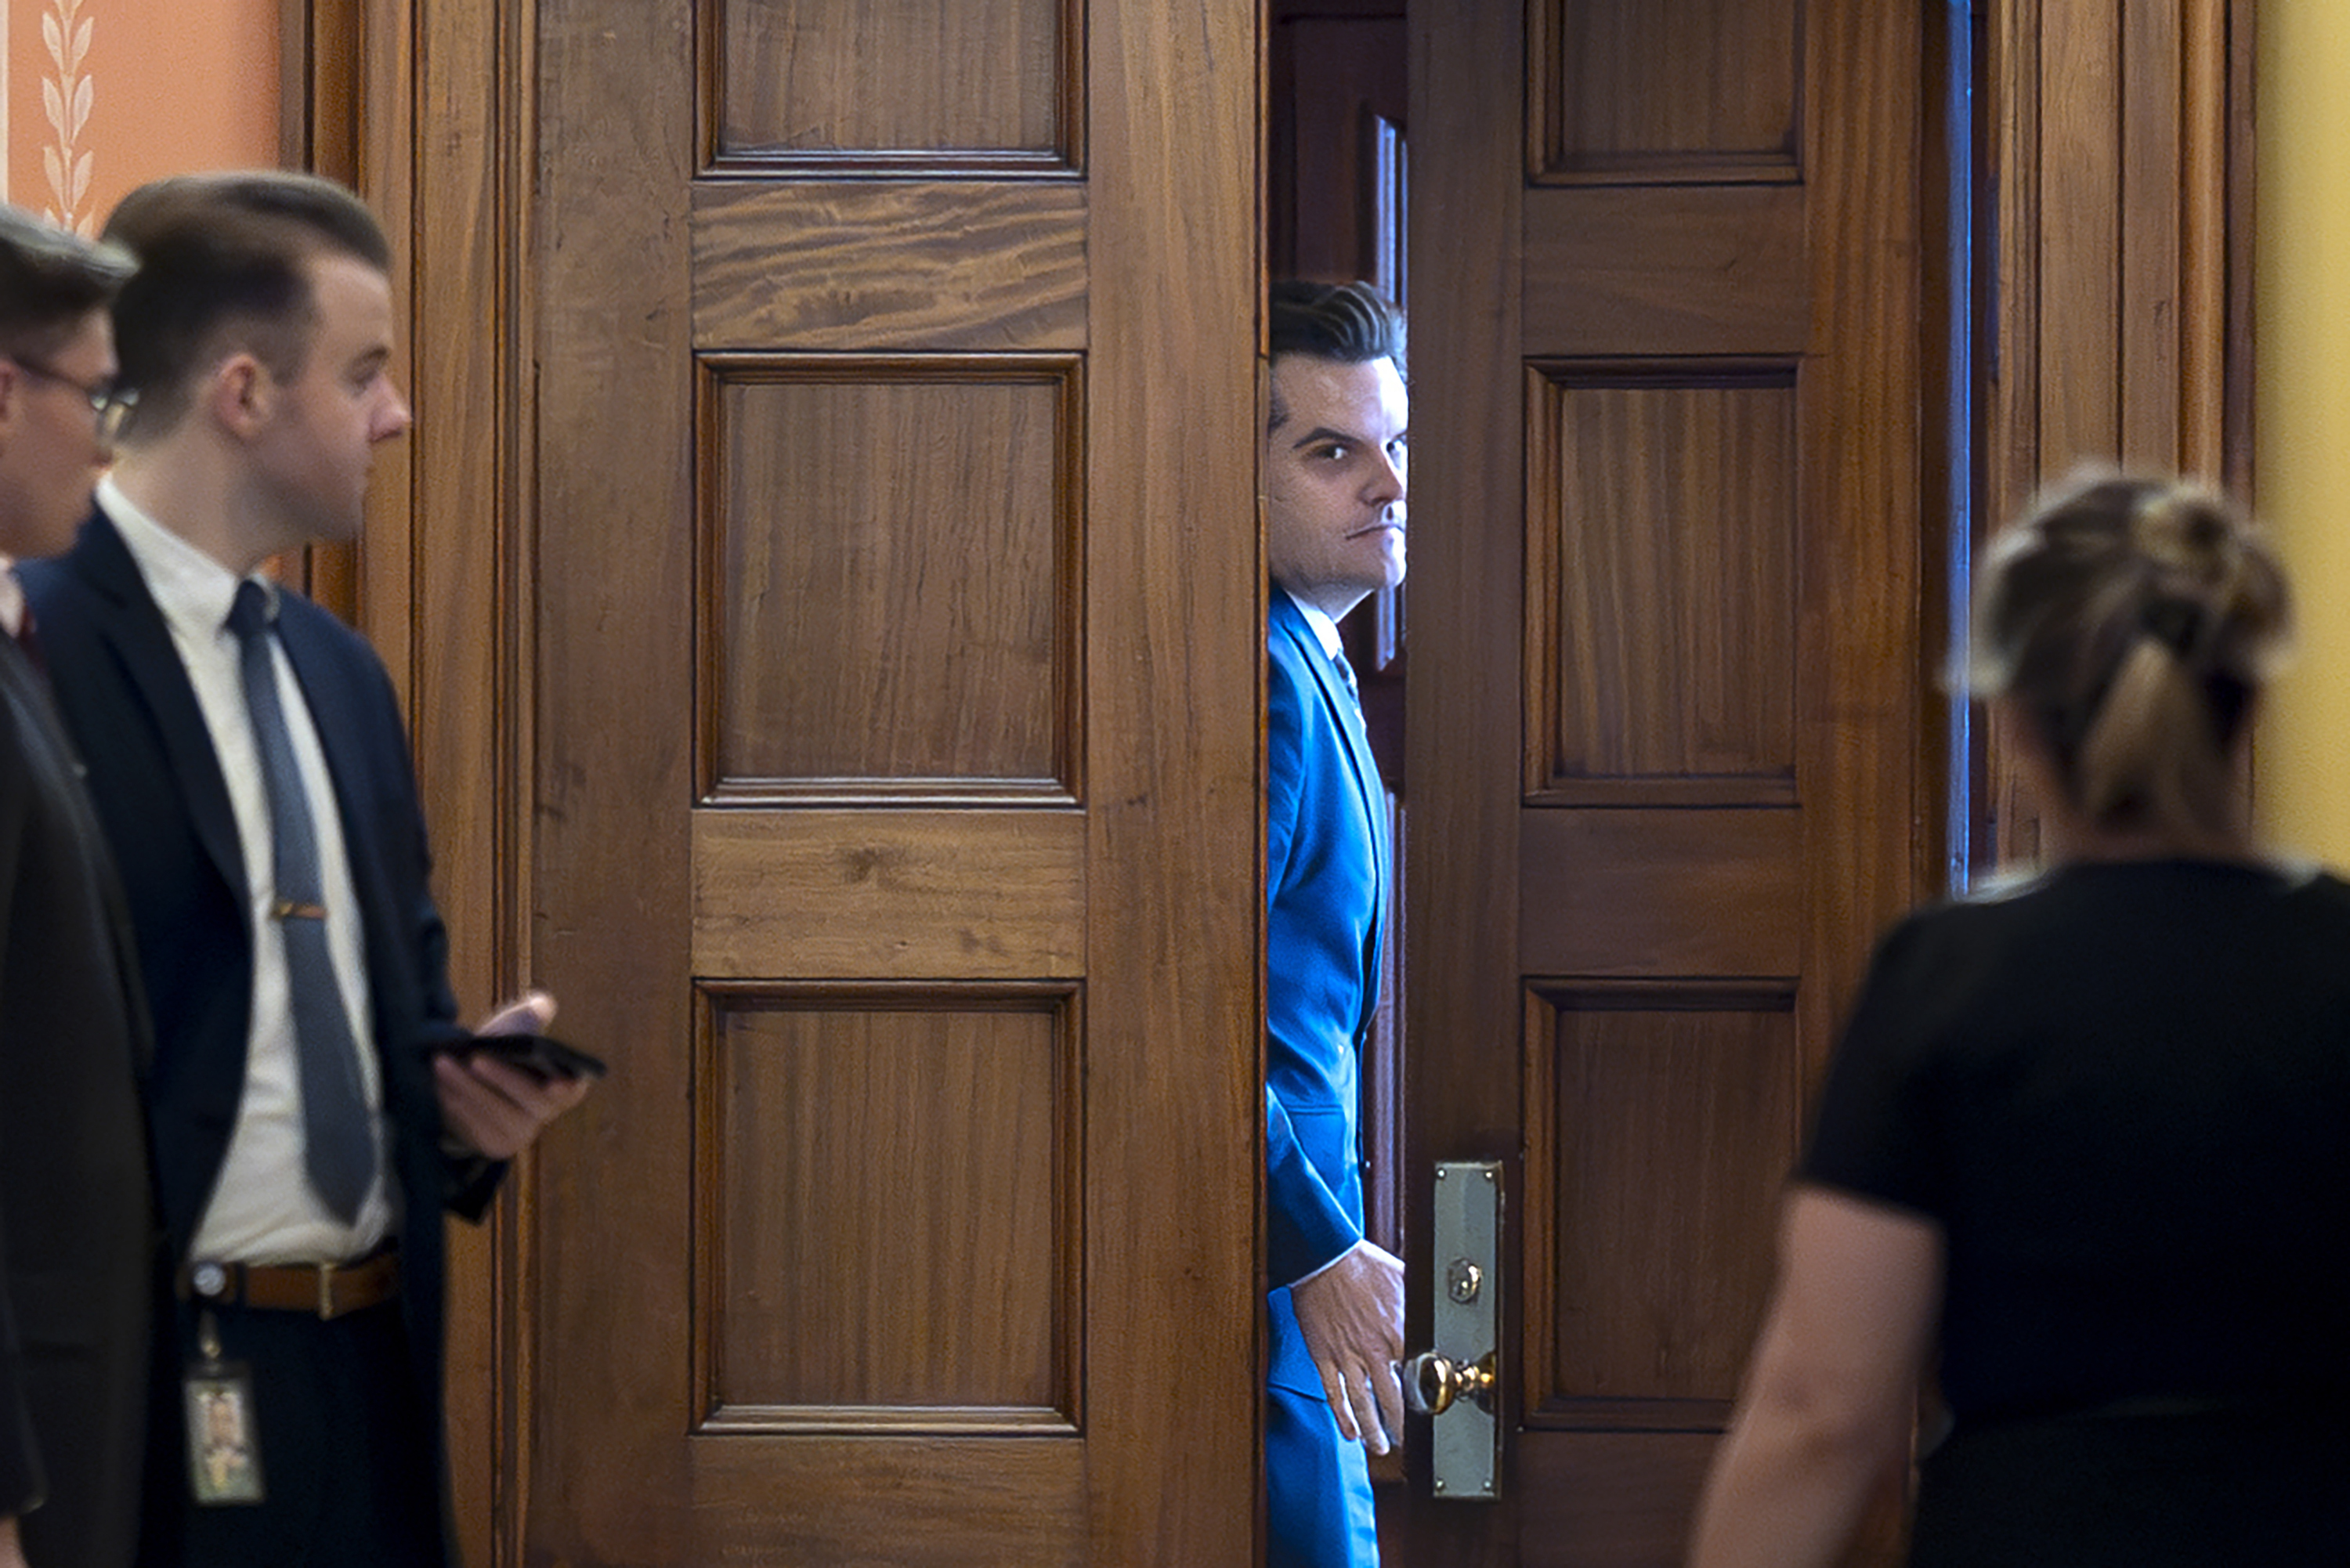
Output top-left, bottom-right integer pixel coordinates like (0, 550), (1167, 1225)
(1688, 472), (2348, 1565)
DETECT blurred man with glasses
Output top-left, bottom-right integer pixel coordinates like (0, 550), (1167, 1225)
(9, 357), (136, 442)
(0, 201), (159, 1568)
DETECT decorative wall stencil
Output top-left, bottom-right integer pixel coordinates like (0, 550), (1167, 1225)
(39, 0), (92, 233)
(3, 1), (13, 201)
(6, 1), (278, 236)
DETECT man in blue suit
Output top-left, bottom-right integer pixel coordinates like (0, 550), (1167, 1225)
(1263, 280), (1409, 1568)
(23, 172), (591, 1568)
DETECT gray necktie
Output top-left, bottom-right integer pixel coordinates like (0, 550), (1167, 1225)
(226, 581), (374, 1223)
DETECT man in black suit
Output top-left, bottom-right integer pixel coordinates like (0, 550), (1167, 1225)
(22, 172), (591, 1567)
(0, 202), (155, 1568)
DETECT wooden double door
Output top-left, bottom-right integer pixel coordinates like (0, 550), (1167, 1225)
(504, 1), (1929, 1563)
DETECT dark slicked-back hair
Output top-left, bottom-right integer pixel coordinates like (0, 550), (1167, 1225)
(101, 170), (392, 439)
(1267, 279), (1405, 433)
(0, 203), (134, 360)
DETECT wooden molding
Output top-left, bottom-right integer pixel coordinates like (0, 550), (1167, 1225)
(1981, 0), (2253, 871)
(283, 2), (532, 1564)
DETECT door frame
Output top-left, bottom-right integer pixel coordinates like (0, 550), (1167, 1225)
(287, 2), (2257, 1562)
(279, 2), (539, 1562)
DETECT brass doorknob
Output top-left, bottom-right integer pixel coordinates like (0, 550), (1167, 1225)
(1401, 1349), (1497, 1417)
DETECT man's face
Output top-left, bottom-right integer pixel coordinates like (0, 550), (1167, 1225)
(249, 251), (411, 544)
(0, 309), (118, 558)
(1265, 352), (1408, 620)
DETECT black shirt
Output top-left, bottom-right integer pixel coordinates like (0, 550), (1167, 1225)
(1802, 859), (2350, 1422)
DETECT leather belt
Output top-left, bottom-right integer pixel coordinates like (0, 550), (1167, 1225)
(178, 1248), (399, 1321)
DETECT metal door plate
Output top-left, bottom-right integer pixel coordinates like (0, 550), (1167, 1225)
(1429, 1160), (1500, 1499)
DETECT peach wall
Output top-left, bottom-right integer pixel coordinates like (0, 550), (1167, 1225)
(3, 0), (277, 235)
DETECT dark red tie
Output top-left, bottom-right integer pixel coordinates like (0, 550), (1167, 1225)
(13, 604), (47, 678)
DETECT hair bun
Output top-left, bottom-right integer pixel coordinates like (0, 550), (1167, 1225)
(2130, 485), (2227, 573)
(1972, 470), (2292, 844)
(2137, 595), (2207, 661)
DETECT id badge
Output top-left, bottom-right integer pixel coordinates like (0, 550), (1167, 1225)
(184, 1311), (264, 1505)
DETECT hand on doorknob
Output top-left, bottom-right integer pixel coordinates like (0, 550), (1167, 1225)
(1289, 1238), (1406, 1454)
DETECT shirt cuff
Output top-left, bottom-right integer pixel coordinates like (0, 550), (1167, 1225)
(1288, 1236), (1371, 1288)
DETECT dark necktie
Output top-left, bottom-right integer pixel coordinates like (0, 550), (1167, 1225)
(1331, 646), (1361, 709)
(225, 581), (374, 1223)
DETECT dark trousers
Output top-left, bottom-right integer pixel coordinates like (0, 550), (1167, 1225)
(143, 1293), (446, 1568)
(1910, 1405), (2350, 1566)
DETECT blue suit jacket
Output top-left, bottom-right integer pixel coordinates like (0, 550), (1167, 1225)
(1264, 591), (1390, 1565)
(1264, 588), (1388, 1385)
(20, 507), (498, 1565)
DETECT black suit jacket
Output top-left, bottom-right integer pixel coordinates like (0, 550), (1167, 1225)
(0, 628), (158, 1568)
(20, 508), (501, 1559)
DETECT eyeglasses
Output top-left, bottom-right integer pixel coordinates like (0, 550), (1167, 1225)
(9, 355), (138, 443)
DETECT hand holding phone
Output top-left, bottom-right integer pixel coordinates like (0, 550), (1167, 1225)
(448, 1031), (608, 1084)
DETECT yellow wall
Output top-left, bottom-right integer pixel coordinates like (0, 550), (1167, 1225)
(2257, 0), (2350, 862)
(3, 0), (277, 235)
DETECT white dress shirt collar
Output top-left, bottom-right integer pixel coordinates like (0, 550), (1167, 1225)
(1278, 586), (1344, 662)
(98, 475), (270, 641)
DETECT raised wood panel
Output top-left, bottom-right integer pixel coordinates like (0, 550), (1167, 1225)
(2041, 0), (2123, 471)
(1530, 0), (1801, 182)
(1521, 983), (1797, 1421)
(2003, 0), (2237, 488)
(1517, 1431), (1719, 1568)
(1528, 363), (1799, 796)
(1522, 186), (1808, 356)
(1518, 810), (1801, 977)
(701, 358), (1080, 799)
(692, 182), (1087, 352)
(2120, 0), (2184, 467)
(681, 1440), (1084, 1566)
(696, 986), (1078, 1429)
(692, 810), (1084, 977)
(710, 0), (1078, 171)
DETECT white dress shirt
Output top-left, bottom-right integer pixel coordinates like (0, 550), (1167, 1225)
(0, 561), (24, 639)
(1285, 588), (1345, 665)
(100, 477), (391, 1263)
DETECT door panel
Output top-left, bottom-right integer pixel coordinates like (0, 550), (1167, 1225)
(696, 988), (1078, 1422)
(714, 0), (1071, 158)
(1401, 0), (1928, 1560)
(700, 359), (1081, 794)
(1537, 3), (1799, 172)
(1523, 985), (1797, 1422)
(524, 3), (1261, 1561)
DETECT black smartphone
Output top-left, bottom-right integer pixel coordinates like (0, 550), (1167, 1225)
(448, 1031), (608, 1084)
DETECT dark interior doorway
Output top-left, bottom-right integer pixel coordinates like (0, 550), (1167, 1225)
(1267, 0), (1412, 1520)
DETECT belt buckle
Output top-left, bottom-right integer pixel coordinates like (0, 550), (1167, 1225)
(316, 1261), (336, 1320)
(189, 1261), (230, 1302)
